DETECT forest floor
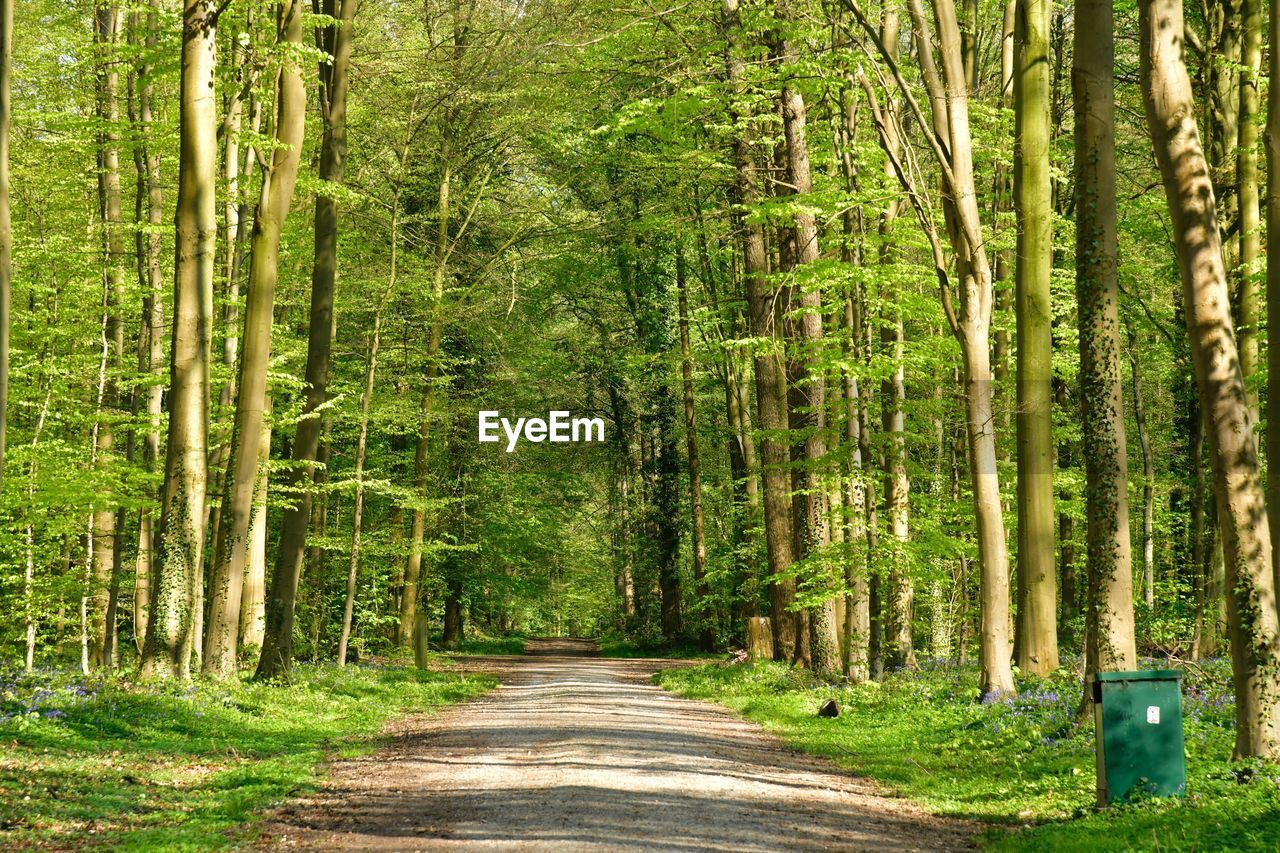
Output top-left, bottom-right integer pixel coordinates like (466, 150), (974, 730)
(658, 659), (1280, 851)
(257, 637), (975, 851)
(0, 662), (494, 849)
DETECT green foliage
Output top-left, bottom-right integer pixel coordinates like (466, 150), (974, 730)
(658, 659), (1280, 851)
(0, 663), (493, 848)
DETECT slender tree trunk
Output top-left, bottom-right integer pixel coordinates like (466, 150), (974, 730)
(140, 0), (217, 680)
(400, 157), (452, 646)
(774, 6), (838, 674)
(722, 0), (797, 660)
(90, 2), (126, 670)
(871, 7), (912, 671)
(239, 405), (269, 652)
(1127, 324), (1156, 608)
(677, 244), (715, 651)
(255, 0), (350, 680)
(209, 0), (307, 677)
(338, 208), (401, 666)
(1237, 0), (1260, 414)
(1269, 0), (1280, 600)
(0, 0), (11, 494)
(129, 0), (164, 653)
(1013, 0), (1058, 676)
(1076, 0), (1138, 698)
(1141, 0), (1280, 759)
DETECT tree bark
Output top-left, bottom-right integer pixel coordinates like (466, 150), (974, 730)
(722, 0), (798, 660)
(1236, 0), (1260, 414)
(90, 2), (126, 671)
(1127, 324), (1156, 608)
(677, 244), (715, 651)
(1140, 0), (1280, 759)
(1013, 0), (1058, 676)
(1076, 0), (1138, 696)
(0, 0), (11, 496)
(255, 0), (351, 680)
(776, 0), (838, 675)
(140, 0), (217, 680)
(1268, 0), (1280, 601)
(239, 406), (269, 651)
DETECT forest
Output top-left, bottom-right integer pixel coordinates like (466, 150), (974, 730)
(1, 0), (1280, 849)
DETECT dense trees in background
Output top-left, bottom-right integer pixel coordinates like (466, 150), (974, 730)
(5, 0), (1280, 760)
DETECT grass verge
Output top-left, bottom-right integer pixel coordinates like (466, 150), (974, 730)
(440, 632), (526, 656)
(596, 637), (725, 659)
(0, 662), (493, 850)
(656, 658), (1280, 851)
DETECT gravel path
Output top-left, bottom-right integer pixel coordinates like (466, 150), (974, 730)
(259, 638), (975, 851)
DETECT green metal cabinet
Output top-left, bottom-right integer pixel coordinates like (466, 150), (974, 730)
(1091, 670), (1187, 806)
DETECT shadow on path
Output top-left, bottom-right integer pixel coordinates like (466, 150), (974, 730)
(260, 637), (975, 851)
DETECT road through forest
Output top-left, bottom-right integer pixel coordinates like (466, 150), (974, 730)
(260, 638), (976, 851)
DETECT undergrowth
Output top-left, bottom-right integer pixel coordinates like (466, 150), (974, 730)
(0, 662), (493, 850)
(657, 657), (1280, 851)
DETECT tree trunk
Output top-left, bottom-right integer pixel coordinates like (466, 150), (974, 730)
(775, 6), (838, 674)
(1127, 324), (1156, 608)
(209, 0), (306, 678)
(1266, 0), (1280, 600)
(90, 2), (126, 671)
(1236, 0), (1260, 415)
(338, 209), (400, 666)
(140, 0), (217, 680)
(1140, 0), (1280, 759)
(677, 244), (714, 651)
(1013, 0), (1058, 676)
(129, 0), (164, 654)
(255, 0), (351, 680)
(239, 407), (269, 652)
(722, 0), (797, 661)
(871, 6), (912, 672)
(1076, 0), (1138, 698)
(0, 0), (11, 495)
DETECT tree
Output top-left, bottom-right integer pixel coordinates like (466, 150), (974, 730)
(250, 0), (326, 680)
(139, 0), (218, 681)
(0, 0), (11, 496)
(1013, 0), (1057, 677)
(722, 0), (799, 660)
(1074, 0), (1136, 694)
(1140, 0), (1280, 759)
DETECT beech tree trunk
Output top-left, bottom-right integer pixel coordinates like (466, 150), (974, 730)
(1013, 0), (1058, 676)
(1075, 0), (1138, 695)
(239, 408), (269, 652)
(90, 2), (126, 671)
(1236, 0), (1260, 414)
(722, 0), (798, 661)
(255, 0), (352, 680)
(677, 245), (715, 651)
(128, 0), (164, 653)
(0, 0), (10, 495)
(140, 0), (217, 680)
(1127, 324), (1156, 608)
(1268, 0), (1280, 600)
(777, 0), (838, 676)
(239, 0), (312, 680)
(1141, 0), (1280, 759)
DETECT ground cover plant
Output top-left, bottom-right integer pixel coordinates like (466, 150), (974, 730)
(0, 664), (493, 849)
(658, 659), (1280, 851)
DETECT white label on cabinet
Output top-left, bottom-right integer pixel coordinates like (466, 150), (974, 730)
(1147, 705), (1160, 725)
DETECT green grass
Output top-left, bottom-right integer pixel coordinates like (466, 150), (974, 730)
(657, 659), (1280, 851)
(440, 632), (527, 656)
(0, 662), (494, 850)
(595, 637), (726, 659)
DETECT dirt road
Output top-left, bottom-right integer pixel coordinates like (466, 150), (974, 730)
(260, 638), (974, 851)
